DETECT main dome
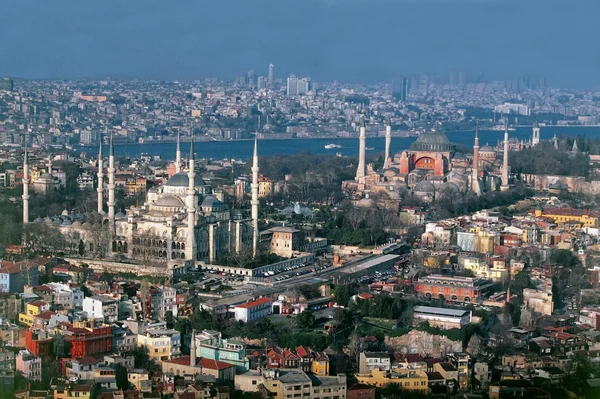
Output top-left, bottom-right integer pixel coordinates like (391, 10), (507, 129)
(410, 130), (455, 152)
(165, 172), (207, 187)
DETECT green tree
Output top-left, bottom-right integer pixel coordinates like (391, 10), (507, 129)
(296, 309), (316, 329)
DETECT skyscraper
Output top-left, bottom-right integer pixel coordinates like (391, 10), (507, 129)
(449, 71), (457, 86)
(458, 71), (467, 87)
(257, 76), (266, 90)
(268, 64), (274, 87)
(391, 77), (408, 102)
(287, 75), (298, 96)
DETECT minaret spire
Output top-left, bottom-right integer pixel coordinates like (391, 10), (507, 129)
(472, 122), (481, 195)
(384, 119), (392, 169)
(175, 128), (181, 174)
(190, 329), (196, 367)
(501, 122), (510, 190)
(97, 132), (104, 213)
(185, 134), (197, 262)
(355, 116), (367, 180)
(22, 141), (29, 224)
(107, 132), (116, 231)
(251, 137), (260, 258)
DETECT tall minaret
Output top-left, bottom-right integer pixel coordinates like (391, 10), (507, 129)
(97, 135), (104, 213)
(190, 329), (196, 367)
(175, 128), (181, 174)
(472, 122), (481, 194)
(46, 156), (52, 176)
(22, 143), (29, 224)
(501, 123), (510, 190)
(107, 133), (116, 229)
(532, 120), (540, 147)
(185, 136), (197, 262)
(251, 137), (260, 257)
(384, 119), (392, 169)
(355, 116), (367, 180)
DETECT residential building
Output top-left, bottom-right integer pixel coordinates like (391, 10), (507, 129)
(356, 369), (428, 392)
(347, 384), (375, 399)
(268, 227), (303, 258)
(162, 356), (236, 382)
(0, 262), (39, 293)
(19, 301), (50, 327)
(359, 352), (391, 375)
(82, 296), (118, 323)
(532, 207), (599, 227)
(63, 320), (112, 358)
(236, 369), (346, 399)
(196, 330), (249, 371)
(25, 329), (53, 357)
(234, 297), (273, 323)
(15, 350), (41, 381)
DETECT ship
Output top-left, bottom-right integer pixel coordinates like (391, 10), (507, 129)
(366, 147), (375, 151)
(324, 143), (342, 149)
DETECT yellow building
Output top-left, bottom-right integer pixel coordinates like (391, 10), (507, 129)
(53, 384), (94, 399)
(311, 355), (330, 376)
(258, 175), (274, 198)
(137, 332), (172, 362)
(356, 369), (428, 393)
(533, 207), (599, 227)
(18, 301), (49, 327)
(474, 232), (498, 254)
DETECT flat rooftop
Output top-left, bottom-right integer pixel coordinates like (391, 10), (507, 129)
(413, 306), (469, 318)
(339, 254), (400, 274)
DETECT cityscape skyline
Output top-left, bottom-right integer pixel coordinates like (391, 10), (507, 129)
(1, 0), (600, 88)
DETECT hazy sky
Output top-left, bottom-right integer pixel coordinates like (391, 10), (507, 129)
(1, 0), (599, 87)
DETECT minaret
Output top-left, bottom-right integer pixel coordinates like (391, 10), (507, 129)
(384, 119), (392, 169)
(472, 123), (481, 195)
(572, 139), (578, 153)
(22, 143), (29, 224)
(185, 136), (197, 262)
(532, 120), (540, 147)
(97, 136), (104, 213)
(190, 329), (196, 367)
(175, 129), (181, 174)
(554, 135), (559, 150)
(107, 133), (116, 230)
(501, 123), (510, 190)
(251, 137), (260, 257)
(46, 156), (52, 176)
(355, 116), (367, 180)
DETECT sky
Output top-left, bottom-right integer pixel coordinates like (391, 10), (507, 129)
(1, 0), (599, 87)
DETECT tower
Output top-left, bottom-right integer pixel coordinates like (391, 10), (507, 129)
(175, 128), (181, 174)
(355, 117), (367, 181)
(97, 135), (104, 213)
(186, 136), (197, 262)
(554, 135), (559, 150)
(190, 329), (196, 366)
(501, 124), (510, 191)
(572, 139), (578, 153)
(22, 143), (29, 224)
(251, 137), (260, 257)
(532, 120), (540, 146)
(107, 133), (116, 231)
(472, 123), (482, 195)
(268, 64), (274, 87)
(384, 119), (392, 169)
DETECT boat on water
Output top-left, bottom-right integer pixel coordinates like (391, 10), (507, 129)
(491, 125), (516, 131)
(366, 147), (375, 151)
(324, 143), (342, 149)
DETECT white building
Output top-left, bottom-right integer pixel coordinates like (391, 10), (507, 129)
(82, 295), (118, 323)
(412, 306), (471, 329)
(233, 297), (273, 322)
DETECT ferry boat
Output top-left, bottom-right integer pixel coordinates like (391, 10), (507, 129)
(324, 143), (342, 149)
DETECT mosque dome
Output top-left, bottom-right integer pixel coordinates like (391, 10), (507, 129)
(413, 180), (436, 193)
(480, 144), (495, 153)
(201, 195), (224, 209)
(154, 194), (185, 208)
(356, 196), (377, 209)
(439, 182), (460, 194)
(410, 130), (455, 152)
(165, 172), (206, 188)
(392, 180), (408, 191)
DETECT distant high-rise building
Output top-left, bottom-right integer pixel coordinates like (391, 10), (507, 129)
(287, 75), (299, 96)
(391, 77), (408, 102)
(458, 71), (467, 87)
(286, 75), (311, 96)
(247, 70), (255, 87)
(268, 64), (274, 87)
(419, 74), (429, 91)
(449, 71), (457, 86)
(257, 76), (266, 90)
(539, 77), (546, 89)
(0, 77), (13, 92)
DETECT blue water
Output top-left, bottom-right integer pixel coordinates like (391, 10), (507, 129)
(83, 126), (600, 161)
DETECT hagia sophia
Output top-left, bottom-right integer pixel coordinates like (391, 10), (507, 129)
(344, 118), (531, 205)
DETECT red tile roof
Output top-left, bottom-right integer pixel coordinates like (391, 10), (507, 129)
(164, 356), (235, 370)
(235, 297), (273, 309)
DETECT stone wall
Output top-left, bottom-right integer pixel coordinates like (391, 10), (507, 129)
(64, 257), (174, 277)
(384, 330), (463, 357)
(521, 173), (600, 195)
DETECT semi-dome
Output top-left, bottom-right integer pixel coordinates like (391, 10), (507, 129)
(480, 145), (495, 153)
(356, 197), (376, 208)
(154, 194), (184, 208)
(413, 180), (436, 193)
(165, 172), (207, 187)
(410, 130), (455, 152)
(201, 195), (224, 208)
(440, 182), (460, 194)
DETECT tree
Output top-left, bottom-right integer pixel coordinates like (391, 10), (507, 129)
(296, 309), (316, 329)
